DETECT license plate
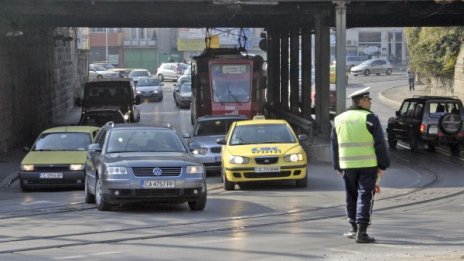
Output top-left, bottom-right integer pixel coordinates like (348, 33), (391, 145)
(215, 156), (221, 162)
(255, 166), (280, 173)
(142, 180), (175, 189)
(40, 173), (63, 179)
(429, 126), (438, 134)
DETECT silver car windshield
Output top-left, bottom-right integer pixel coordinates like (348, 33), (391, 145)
(106, 129), (186, 153)
(194, 119), (236, 136)
(229, 124), (296, 145)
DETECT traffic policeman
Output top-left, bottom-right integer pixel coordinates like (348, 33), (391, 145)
(330, 87), (390, 243)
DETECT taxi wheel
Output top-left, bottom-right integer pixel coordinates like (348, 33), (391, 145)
(95, 176), (111, 211)
(295, 174), (308, 188)
(188, 190), (207, 211)
(222, 168), (235, 191)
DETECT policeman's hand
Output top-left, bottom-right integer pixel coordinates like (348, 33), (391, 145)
(377, 168), (384, 178)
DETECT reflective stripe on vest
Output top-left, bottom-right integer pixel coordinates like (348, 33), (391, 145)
(335, 110), (377, 169)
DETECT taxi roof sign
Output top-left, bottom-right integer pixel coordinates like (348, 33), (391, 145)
(253, 115), (265, 120)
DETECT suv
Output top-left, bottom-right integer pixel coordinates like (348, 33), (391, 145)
(84, 122), (207, 211)
(386, 96), (464, 154)
(78, 79), (141, 123)
(156, 62), (188, 82)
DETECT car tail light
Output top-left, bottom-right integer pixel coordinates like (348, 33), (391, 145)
(419, 123), (427, 133)
(458, 131), (464, 137)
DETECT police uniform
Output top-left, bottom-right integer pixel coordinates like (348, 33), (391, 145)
(330, 87), (390, 243)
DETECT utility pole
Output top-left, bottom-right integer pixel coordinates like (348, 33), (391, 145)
(334, 0), (347, 115)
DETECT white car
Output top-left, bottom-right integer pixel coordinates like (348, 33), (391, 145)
(350, 59), (393, 76)
(89, 64), (119, 80)
(127, 69), (151, 83)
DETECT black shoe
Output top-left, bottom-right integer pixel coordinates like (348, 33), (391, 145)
(356, 224), (375, 243)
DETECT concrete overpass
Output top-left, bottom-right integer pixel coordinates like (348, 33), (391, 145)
(0, 0), (463, 153)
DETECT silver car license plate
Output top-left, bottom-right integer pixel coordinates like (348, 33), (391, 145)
(142, 180), (175, 189)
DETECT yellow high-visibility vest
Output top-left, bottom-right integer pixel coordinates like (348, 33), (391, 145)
(334, 110), (377, 169)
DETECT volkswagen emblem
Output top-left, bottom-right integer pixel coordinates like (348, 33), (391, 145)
(152, 168), (162, 176)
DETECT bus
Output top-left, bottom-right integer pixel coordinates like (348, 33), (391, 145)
(190, 48), (266, 124)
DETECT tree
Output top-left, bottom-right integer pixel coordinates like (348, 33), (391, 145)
(405, 27), (464, 79)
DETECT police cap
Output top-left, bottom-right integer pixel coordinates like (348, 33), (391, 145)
(348, 87), (371, 99)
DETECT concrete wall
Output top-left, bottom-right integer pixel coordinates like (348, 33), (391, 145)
(454, 43), (464, 98)
(0, 26), (84, 153)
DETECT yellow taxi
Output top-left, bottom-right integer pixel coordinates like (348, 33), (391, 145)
(217, 116), (308, 190)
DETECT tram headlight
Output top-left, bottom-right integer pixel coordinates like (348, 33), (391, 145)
(228, 156), (250, 164)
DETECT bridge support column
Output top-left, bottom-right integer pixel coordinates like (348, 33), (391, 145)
(280, 28), (289, 110)
(314, 14), (331, 137)
(289, 26), (300, 114)
(301, 26), (313, 120)
(266, 26), (281, 107)
(335, 0), (347, 115)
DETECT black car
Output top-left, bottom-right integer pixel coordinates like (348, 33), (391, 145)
(78, 109), (127, 127)
(84, 122), (207, 211)
(386, 96), (464, 154)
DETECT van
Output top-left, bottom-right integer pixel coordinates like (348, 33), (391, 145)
(77, 79), (141, 123)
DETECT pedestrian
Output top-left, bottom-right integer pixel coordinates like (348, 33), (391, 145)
(407, 69), (415, 92)
(330, 87), (390, 243)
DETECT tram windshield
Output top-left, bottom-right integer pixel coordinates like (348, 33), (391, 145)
(211, 64), (251, 103)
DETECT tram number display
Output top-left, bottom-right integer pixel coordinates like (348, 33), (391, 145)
(222, 65), (247, 74)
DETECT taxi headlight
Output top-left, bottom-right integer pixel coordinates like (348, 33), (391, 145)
(123, 114), (130, 120)
(284, 153), (304, 162)
(229, 156), (250, 164)
(69, 164), (84, 171)
(192, 148), (208, 155)
(106, 167), (128, 175)
(21, 164), (34, 171)
(186, 165), (204, 175)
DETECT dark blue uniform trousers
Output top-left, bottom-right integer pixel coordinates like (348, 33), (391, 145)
(343, 167), (377, 225)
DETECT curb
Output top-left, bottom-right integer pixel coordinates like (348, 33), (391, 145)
(0, 171), (18, 190)
(378, 85), (404, 109)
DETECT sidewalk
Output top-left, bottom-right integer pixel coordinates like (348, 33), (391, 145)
(378, 83), (428, 109)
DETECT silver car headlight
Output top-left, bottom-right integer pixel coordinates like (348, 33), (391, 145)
(228, 156), (250, 164)
(69, 164), (85, 171)
(186, 165), (204, 175)
(21, 164), (34, 171)
(106, 167), (128, 175)
(192, 147), (208, 155)
(284, 153), (304, 162)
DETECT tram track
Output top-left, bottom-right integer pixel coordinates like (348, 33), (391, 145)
(1, 154), (463, 254)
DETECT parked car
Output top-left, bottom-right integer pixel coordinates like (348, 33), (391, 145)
(78, 109), (128, 127)
(84, 122), (207, 211)
(217, 115), (308, 190)
(177, 65), (191, 85)
(386, 96), (464, 154)
(156, 62), (188, 82)
(345, 55), (369, 71)
(89, 64), (119, 80)
(78, 79), (141, 123)
(189, 115), (248, 173)
(174, 82), (192, 108)
(18, 126), (100, 191)
(350, 59), (393, 76)
(93, 62), (116, 70)
(127, 69), (151, 83)
(136, 77), (164, 102)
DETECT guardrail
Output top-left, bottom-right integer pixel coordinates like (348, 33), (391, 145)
(264, 104), (314, 144)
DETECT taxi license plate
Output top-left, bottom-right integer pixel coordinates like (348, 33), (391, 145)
(255, 167), (280, 173)
(40, 173), (63, 179)
(142, 180), (175, 189)
(429, 126), (438, 134)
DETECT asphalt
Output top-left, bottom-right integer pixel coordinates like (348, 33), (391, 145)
(0, 83), (453, 188)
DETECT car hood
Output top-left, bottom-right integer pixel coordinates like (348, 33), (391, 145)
(103, 152), (201, 167)
(190, 135), (224, 146)
(21, 151), (88, 164)
(224, 143), (302, 156)
(180, 92), (192, 98)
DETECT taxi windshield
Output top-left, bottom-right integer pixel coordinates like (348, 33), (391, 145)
(229, 124), (296, 145)
(33, 133), (92, 151)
